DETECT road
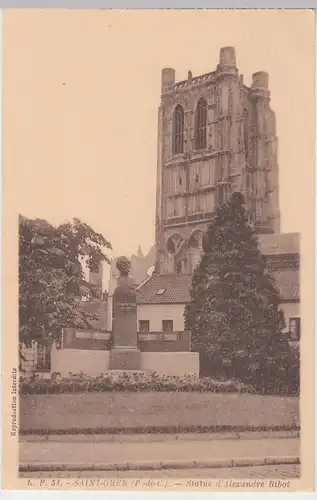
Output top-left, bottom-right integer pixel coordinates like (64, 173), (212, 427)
(20, 437), (299, 469)
(20, 464), (300, 479)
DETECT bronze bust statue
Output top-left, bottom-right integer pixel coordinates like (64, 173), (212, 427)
(115, 256), (135, 292)
(116, 256), (131, 277)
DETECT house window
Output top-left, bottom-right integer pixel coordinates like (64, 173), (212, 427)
(172, 105), (184, 155)
(139, 320), (150, 333)
(162, 320), (174, 333)
(289, 318), (300, 341)
(194, 98), (207, 150)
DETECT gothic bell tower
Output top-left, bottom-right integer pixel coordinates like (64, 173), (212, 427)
(155, 47), (280, 275)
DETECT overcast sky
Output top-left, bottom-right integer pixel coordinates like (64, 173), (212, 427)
(4, 9), (314, 266)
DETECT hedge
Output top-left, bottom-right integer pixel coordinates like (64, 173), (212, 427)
(20, 371), (256, 394)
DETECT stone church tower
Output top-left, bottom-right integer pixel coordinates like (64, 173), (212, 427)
(155, 46), (280, 275)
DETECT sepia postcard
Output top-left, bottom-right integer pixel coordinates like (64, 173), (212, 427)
(2, 8), (315, 493)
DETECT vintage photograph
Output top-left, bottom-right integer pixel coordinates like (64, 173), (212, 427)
(2, 8), (315, 492)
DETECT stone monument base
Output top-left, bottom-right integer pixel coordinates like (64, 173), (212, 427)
(105, 369), (150, 376)
(110, 346), (141, 371)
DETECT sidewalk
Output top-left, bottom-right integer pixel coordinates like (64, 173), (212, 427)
(20, 429), (299, 443)
(20, 437), (300, 471)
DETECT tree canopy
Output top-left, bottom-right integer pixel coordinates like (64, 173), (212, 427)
(184, 192), (290, 386)
(19, 216), (112, 345)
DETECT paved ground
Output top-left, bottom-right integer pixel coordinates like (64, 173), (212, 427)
(20, 437), (299, 467)
(21, 430), (299, 443)
(20, 464), (300, 479)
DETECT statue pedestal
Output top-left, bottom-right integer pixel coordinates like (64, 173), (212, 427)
(110, 346), (141, 371)
(110, 274), (141, 371)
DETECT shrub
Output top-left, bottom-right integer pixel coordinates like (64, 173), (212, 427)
(197, 348), (300, 397)
(245, 349), (300, 396)
(19, 371), (256, 395)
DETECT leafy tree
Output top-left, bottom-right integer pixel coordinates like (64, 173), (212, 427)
(184, 192), (290, 389)
(19, 216), (112, 346)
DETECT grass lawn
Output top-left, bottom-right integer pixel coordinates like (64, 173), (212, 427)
(20, 392), (299, 433)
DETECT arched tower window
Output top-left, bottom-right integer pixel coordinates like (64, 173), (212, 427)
(172, 105), (184, 155)
(166, 233), (183, 254)
(194, 98), (207, 150)
(167, 238), (176, 254)
(188, 230), (204, 250)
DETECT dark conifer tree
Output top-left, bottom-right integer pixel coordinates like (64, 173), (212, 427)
(184, 192), (290, 387)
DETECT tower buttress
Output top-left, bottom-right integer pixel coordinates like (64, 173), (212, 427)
(265, 107), (280, 233)
(250, 71), (276, 233)
(216, 47), (239, 204)
(155, 100), (165, 273)
(161, 68), (175, 94)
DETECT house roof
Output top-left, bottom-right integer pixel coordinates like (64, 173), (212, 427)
(137, 269), (299, 305)
(137, 274), (192, 304)
(259, 232), (300, 256)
